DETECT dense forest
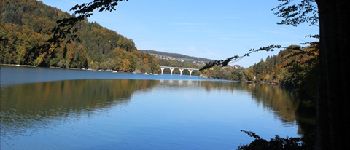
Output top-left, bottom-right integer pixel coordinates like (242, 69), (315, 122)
(247, 44), (319, 99)
(200, 65), (245, 81)
(202, 44), (319, 100)
(0, 0), (159, 73)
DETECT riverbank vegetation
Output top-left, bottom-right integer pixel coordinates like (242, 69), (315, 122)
(201, 44), (319, 101)
(247, 44), (319, 99)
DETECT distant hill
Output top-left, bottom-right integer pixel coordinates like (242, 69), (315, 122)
(141, 50), (211, 62)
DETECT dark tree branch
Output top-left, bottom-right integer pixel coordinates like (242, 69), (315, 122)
(52, 0), (129, 45)
(240, 130), (262, 140)
(199, 45), (282, 71)
(199, 40), (319, 71)
(70, 0), (128, 16)
(272, 0), (318, 26)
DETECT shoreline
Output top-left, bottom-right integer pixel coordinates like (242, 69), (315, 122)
(0, 64), (116, 72)
(0, 64), (203, 77)
(0, 64), (36, 68)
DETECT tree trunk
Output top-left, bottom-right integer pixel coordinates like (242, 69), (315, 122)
(315, 0), (349, 149)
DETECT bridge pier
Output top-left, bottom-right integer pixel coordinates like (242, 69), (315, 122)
(160, 68), (165, 75)
(179, 68), (184, 75)
(170, 67), (174, 75)
(188, 69), (193, 76)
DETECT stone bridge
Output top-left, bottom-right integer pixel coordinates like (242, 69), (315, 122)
(160, 66), (199, 76)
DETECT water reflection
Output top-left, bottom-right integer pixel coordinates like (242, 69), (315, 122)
(200, 82), (298, 124)
(1, 80), (158, 134)
(1, 79), (302, 149)
(158, 80), (298, 124)
(1, 80), (299, 129)
(248, 84), (298, 123)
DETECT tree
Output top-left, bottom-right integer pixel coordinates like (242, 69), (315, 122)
(315, 1), (349, 149)
(274, 1), (349, 149)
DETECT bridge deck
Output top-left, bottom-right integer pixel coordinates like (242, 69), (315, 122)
(160, 66), (199, 70)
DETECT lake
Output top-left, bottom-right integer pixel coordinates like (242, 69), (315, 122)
(1, 66), (301, 150)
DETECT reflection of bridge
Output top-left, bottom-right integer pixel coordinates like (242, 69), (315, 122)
(160, 66), (199, 76)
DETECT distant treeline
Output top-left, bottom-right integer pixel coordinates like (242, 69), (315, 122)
(141, 50), (211, 62)
(0, 0), (159, 73)
(248, 44), (318, 99)
(202, 44), (319, 100)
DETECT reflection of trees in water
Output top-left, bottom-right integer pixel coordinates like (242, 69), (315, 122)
(158, 80), (299, 124)
(199, 81), (314, 147)
(245, 83), (315, 149)
(200, 82), (298, 123)
(158, 80), (248, 92)
(0, 79), (159, 134)
(247, 83), (316, 148)
(249, 84), (298, 123)
(1, 80), (310, 142)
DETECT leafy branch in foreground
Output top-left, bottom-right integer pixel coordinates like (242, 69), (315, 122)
(52, 0), (129, 44)
(238, 130), (305, 150)
(199, 45), (282, 71)
(272, 0), (318, 26)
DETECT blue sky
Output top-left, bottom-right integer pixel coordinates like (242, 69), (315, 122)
(41, 0), (318, 67)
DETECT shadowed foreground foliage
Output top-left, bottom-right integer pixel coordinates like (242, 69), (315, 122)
(238, 130), (305, 150)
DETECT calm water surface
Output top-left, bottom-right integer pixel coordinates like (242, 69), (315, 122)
(1, 66), (301, 150)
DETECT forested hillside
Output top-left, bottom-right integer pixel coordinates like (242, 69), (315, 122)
(200, 65), (245, 81)
(0, 0), (159, 73)
(201, 44), (319, 100)
(246, 44), (319, 98)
